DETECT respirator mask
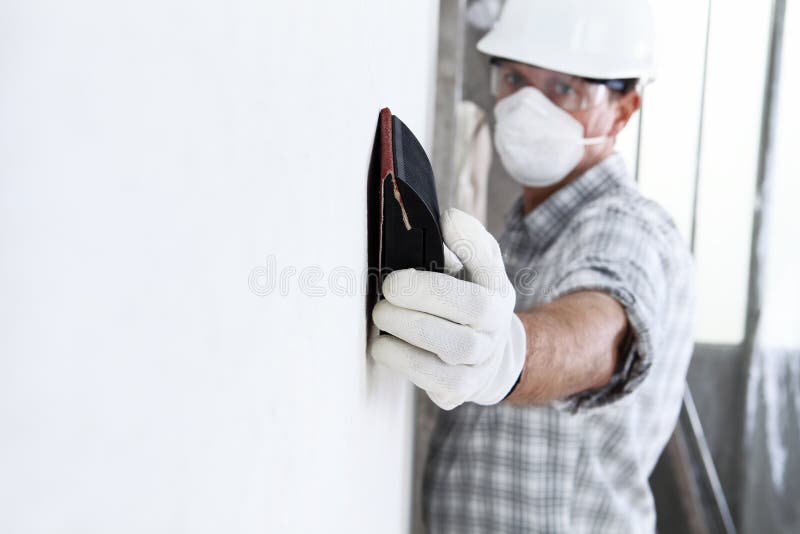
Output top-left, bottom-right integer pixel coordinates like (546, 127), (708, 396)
(493, 87), (607, 187)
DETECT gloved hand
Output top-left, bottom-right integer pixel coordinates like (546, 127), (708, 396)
(369, 208), (526, 410)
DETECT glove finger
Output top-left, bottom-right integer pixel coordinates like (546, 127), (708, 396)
(382, 268), (513, 329)
(441, 208), (510, 292)
(426, 389), (462, 411)
(369, 335), (475, 404)
(372, 299), (492, 365)
(442, 244), (464, 277)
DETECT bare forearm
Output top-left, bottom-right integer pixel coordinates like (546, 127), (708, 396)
(505, 291), (628, 405)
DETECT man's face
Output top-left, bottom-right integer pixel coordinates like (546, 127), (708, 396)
(493, 60), (641, 176)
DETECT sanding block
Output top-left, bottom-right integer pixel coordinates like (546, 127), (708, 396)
(371, 107), (444, 295)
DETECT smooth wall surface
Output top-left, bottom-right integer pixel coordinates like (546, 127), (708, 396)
(0, 1), (439, 532)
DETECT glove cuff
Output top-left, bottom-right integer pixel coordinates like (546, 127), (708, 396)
(502, 371), (523, 401)
(474, 313), (527, 406)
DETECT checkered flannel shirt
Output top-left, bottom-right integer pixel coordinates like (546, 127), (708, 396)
(422, 153), (696, 533)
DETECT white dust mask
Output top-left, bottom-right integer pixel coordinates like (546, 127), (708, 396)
(493, 87), (606, 187)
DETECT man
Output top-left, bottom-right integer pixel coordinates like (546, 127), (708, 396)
(370, 0), (695, 532)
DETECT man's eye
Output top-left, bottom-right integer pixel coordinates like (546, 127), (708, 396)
(504, 73), (524, 86)
(555, 82), (574, 95)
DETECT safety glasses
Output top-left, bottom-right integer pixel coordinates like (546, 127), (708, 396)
(490, 60), (613, 112)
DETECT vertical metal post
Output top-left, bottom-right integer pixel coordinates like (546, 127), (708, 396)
(430, 0), (466, 211)
(737, 0), (787, 519)
(689, 0), (714, 254)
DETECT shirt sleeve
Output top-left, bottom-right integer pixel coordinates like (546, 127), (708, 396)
(546, 195), (678, 413)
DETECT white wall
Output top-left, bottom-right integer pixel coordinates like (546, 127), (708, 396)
(0, 1), (439, 532)
(603, 0), (775, 345)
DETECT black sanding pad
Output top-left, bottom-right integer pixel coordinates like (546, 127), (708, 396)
(371, 107), (444, 296)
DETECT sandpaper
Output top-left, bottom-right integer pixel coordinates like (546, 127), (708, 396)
(372, 107), (444, 297)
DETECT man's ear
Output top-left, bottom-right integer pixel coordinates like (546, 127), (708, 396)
(609, 91), (641, 137)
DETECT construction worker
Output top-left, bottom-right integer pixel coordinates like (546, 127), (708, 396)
(369, 0), (695, 532)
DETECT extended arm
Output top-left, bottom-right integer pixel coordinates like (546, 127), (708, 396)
(370, 208), (633, 411)
(506, 291), (628, 405)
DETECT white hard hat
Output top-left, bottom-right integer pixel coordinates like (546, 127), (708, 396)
(476, 0), (656, 82)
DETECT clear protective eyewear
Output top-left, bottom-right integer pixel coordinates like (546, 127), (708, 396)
(490, 60), (614, 112)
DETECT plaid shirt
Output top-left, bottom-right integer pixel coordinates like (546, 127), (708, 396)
(422, 153), (695, 533)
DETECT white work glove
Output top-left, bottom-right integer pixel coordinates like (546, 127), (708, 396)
(370, 208), (526, 410)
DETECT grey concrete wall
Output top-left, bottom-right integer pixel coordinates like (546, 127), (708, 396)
(462, 22), (519, 238)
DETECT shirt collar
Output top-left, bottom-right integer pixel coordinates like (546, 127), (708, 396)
(504, 152), (631, 250)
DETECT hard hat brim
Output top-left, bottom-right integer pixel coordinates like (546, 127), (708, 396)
(477, 32), (655, 82)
